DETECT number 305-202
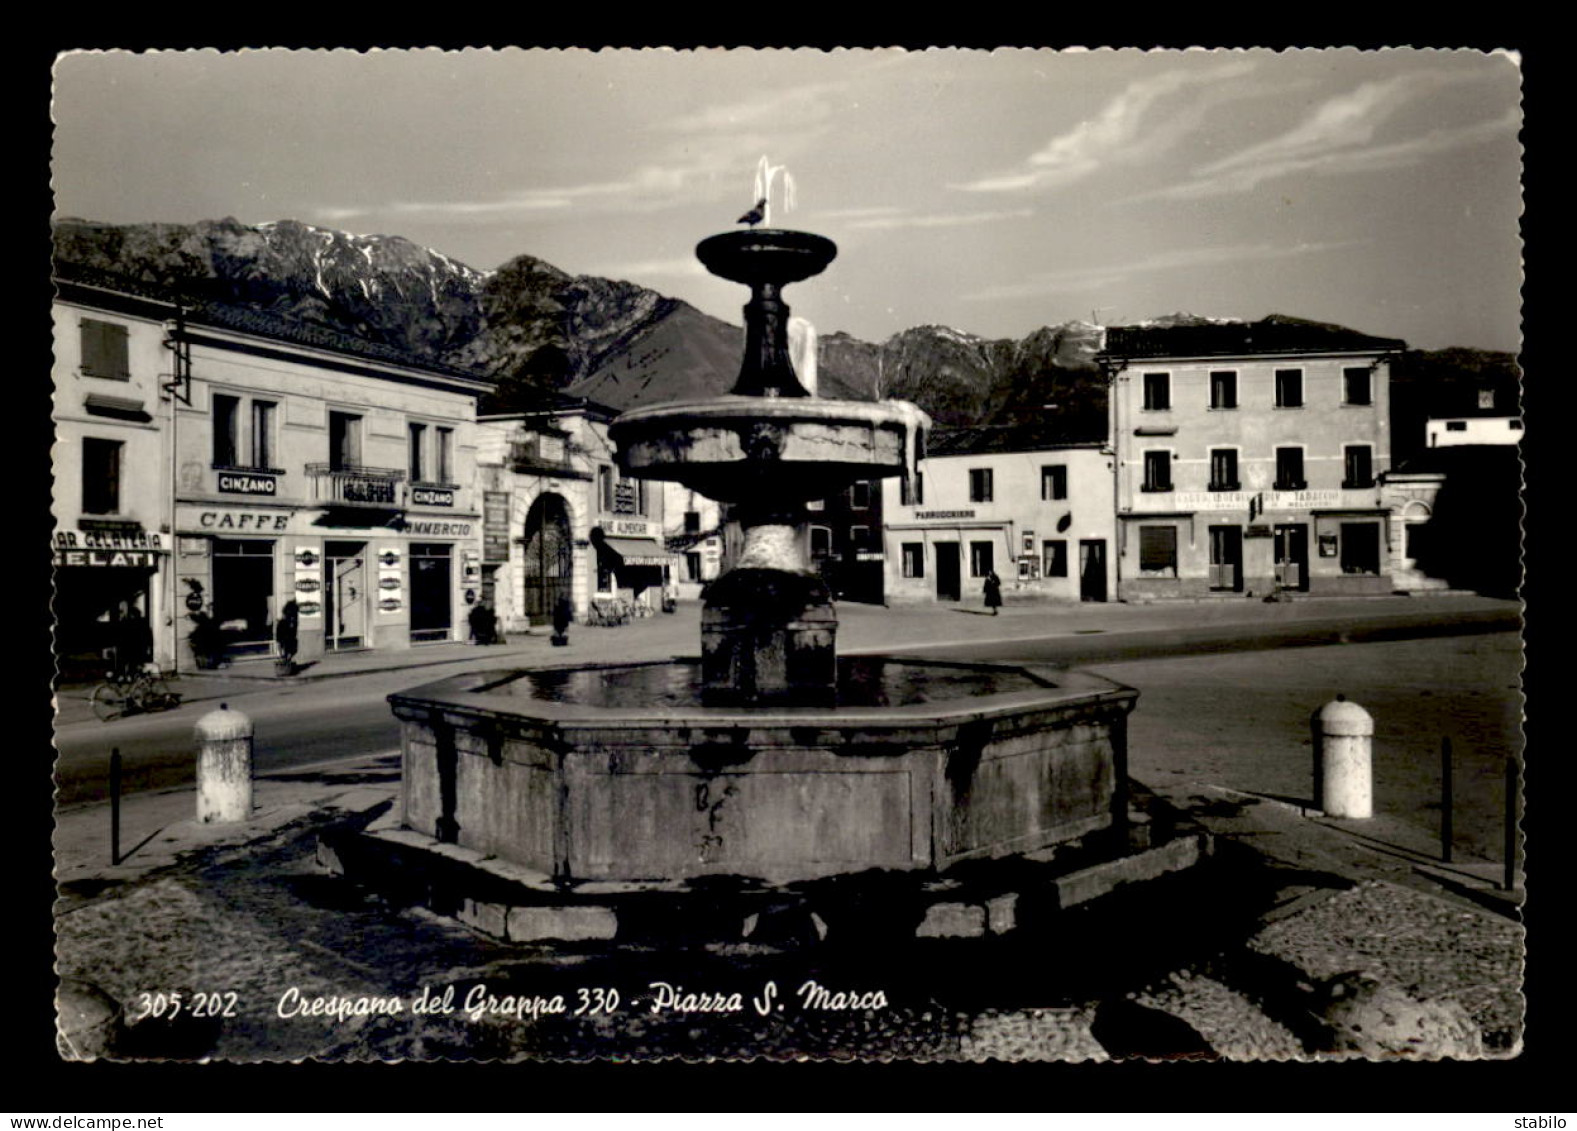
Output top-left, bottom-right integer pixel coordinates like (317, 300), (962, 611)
(134, 991), (239, 1020)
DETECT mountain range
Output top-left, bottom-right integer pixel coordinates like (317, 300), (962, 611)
(51, 217), (1517, 452)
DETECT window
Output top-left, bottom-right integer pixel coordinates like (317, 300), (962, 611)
(1138, 526), (1178, 575)
(1275, 447), (1305, 490)
(1043, 539), (1068, 578)
(1041, 464), (1068, 501)
(1344, 445), (1374, 488)
(851, 481), (871, 509)
(80, 318), (130, 380)
(1143, 372), (1171, 411)
(1478, 388), (1496, 410)
(1210, 370), (1238, 410)
(969, 541), (994, 578)
(901, 543), (925, 578)
(408, 422), (427, 481)
(1509, 419), (1524, 431)
(809, 525), (832, 558)
(213, 394), (241, 467)
(598, 466), (615, 512)
(329, 411), (362, 470)
(251, 401), (276, 469)
(684, 510), (701, 534)
(901, 472), (926, 506)
(806, 498), (825, 511)
(1343, 367), (1373, 405)
(81, 437), (122, 515)
(685, 552), (702, 582)
(1142, 450), (1172, 492)
(1445, 421), (1468, 432)
(1209, 448), (1239, 491)
(969, 468), (994, 503)
(435, 427), (453, 483)
(850, 525), (871, 551)
(1275, 369), (1304, 408)
(1340, 522), (1381, 575)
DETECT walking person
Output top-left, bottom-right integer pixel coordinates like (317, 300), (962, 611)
(275, 599), (300, 675)
(983, 569), (1002, 616)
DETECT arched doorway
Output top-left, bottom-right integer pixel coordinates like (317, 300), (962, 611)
(521, 493), (573, 626)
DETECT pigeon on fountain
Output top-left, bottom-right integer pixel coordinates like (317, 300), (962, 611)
(737, 198), (767, 227)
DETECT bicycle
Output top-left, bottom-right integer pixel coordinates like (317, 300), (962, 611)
(91, 664), (183, 722)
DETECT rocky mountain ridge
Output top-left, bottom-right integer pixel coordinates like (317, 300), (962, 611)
(52, 218), (1515, 441)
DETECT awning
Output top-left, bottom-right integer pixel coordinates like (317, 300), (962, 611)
(83, 393), (153, 423)
(596, 537), (673, 568)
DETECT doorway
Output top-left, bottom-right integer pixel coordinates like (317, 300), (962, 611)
(1208, 526), (1244, 592)
(410, 542), (454, 642)
(934, 541), (961, 601)
(1274, 524), (1309, 591)
(522, 494), (574, 626)
(1079, 539), (1108, 602)
(324, 541), (368, 651)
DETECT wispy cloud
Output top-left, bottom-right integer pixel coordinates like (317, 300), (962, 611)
(1136, 73), (1518, 201)
(953, 58), (1260, 194)
(961, 240), (1355, 301)
(847, 208), (1034, 231)
(589, 255), (710, 282)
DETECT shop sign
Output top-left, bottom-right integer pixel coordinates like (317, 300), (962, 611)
(1269, 489), (1341, 510)
(610, 519), (652, 538)
(295, 577), (322, 593)
(218, 472), (278, 496)
(52, 548), (162, 568)
(379, 549), (401, 567)
(296, 601), (322, 617)
(53, 529), (165, 552)
(342, 477), (396, 505)
(855, 551), (885, 562)
(483, 491), (511, 564)
(412, 486), (455, 507)
(181, 507), (292, 533)
(295, 548), (320, 567)
(614, 482), (639, 515)
(378, 597), (403, 612)
(404, 520), (472, 537)
(1175, 491), (1247, 512)
(915, 510), (976, 520)
(378, 576), (402, 590)
(1319, 534), (1340, 557)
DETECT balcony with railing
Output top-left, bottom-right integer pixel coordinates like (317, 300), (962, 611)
(305, 462), (405, 508)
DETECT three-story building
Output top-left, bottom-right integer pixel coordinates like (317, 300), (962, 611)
(1100, 317), (1404, 600)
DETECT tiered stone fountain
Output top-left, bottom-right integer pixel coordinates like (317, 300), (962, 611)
(327, 226), (1199, 944)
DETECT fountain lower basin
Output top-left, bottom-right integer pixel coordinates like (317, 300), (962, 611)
(385, 658), (1137, 887)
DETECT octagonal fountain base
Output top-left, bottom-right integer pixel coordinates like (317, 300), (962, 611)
(320, 658), (1211, 945)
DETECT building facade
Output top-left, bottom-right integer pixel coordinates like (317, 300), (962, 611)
(1101, 318), (1404, 601)
(477, 400), (675, 631)
(882, 434), (1116, 605)
(52, 279), (181, 678)
(662, 483), (724, 601)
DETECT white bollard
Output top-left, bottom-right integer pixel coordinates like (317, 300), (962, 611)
(1314, 695), (1374, 819)
(195, 703), (253, 823)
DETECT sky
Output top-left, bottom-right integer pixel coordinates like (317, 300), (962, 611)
(50, 47), (1524, 353)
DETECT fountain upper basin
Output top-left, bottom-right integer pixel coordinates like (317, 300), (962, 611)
(696, 229), (836, 286)
(609, 396), (927, 505)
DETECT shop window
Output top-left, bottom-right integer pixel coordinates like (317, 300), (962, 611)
(80, 318), (130, 380)
(1275, 447), (1305, 490)
(1041, 464), (1067, 501)
(1275, 369), (1304, 408)
(81, 437), (122, 515)
(1209, 449), (1239, 491)
(329, 411), (362, 470)
(969, 540), (994, 578)
(1142, 450), (1172, 492)
(1138, 526), (1178, 575)
(408, 422), (427, 481)
(213, 394), (241, 467)
(1340, 523), (1381, 575)
(1344, 445), (1374, 488)
(901, 543), (924, 578)
(1143, 372), (1170, 411)
(1210, 370), (1238, 410)
(1043, 539), (1068, 578)
(596, 556), (615, 593)
(969, 468), (994, 503)
(1343, 367), (1373, 406)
